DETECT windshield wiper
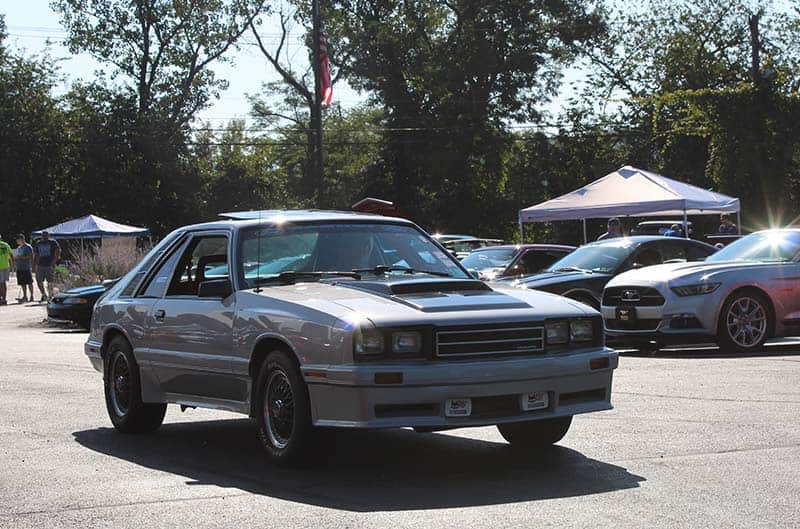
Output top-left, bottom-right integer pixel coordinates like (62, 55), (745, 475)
(552, 266), (593, 274)
(352, 265), (452, 277)
(253, 270), (361, 286)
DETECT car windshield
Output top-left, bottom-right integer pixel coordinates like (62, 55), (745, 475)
(546, 240), (635, 274)
(239, 223), (469, 287)
(706, 231), (800, 263)
(461, 248), (517, 273)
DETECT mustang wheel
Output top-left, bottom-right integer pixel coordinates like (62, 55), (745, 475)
(497, 416), (572, 447)
(255, 352), (315, 465)
(104, 336), (166, 433)
(717, 291), (771, 353)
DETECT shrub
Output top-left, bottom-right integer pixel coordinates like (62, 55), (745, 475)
(56, 242), (150, 292)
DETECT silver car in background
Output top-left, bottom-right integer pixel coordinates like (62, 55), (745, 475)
(85, 211), (617, 464)
(602, 229), (800, 352)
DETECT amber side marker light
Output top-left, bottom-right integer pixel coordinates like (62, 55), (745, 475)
(374, 372), (403, 384)
(590, 357), (610, 370)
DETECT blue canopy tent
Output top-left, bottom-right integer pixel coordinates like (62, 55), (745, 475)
(32, 214), (150, 239)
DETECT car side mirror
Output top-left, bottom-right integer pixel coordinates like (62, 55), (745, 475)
(101, 277), (120, 289)
(198, 278), (233, 299)
(468, 269), (481, 280)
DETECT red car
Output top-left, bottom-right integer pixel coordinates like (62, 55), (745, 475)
(461, 244), (576, 280)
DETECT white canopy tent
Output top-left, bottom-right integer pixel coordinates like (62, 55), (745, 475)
(518, 166), (741, 242)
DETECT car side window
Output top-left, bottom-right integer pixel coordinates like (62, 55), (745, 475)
(631, 245), (663, 268)
(166, 235), (229, 297)
(520, 250), (563, 275)
(138, 243), (187, 298)
(687, 243), (715, 261)
(658, 241), (689, 263)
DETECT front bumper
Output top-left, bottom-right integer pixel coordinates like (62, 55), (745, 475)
(84, 339), (103, 373)
(304, 347), (617, 428)
(47, 302), (91, 325)
(601, 286), (722, 346)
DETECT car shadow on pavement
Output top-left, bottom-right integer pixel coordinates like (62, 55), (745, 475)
(74, 419), (644, 512)
(619, 340), (800, 360)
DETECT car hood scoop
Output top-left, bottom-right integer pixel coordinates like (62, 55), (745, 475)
(337, 278), (530, 312)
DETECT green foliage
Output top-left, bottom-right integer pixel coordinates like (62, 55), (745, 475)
(0, 17), (69, 237)
(51, 0), (269, 124)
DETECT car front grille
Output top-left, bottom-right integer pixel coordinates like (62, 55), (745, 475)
(604, 319), (661, 331)
(603, 286), (665, 306)
(435, 322), (544, 358)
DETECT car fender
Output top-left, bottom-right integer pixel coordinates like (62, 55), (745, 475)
(711, 281), (778, 336)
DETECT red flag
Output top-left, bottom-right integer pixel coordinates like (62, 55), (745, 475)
(318, 26), (333, 106)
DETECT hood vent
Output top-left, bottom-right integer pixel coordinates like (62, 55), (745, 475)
(341, 278), (492, 297)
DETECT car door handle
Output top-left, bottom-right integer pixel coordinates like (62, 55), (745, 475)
(154, 309), (166, 322)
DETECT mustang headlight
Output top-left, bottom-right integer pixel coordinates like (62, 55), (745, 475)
(545, 321), (569, 344)
(63, 297), (89, 305)
(570, 319), (595, 342)
(392, 331), (422, 354)
(354, 327), (384, 356)
(671, 282), (721, 297)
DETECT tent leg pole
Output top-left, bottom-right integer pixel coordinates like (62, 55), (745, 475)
(519, 221), (524, 243)
(683, 209), (689, 238)
(737, 211), (741, 234)
(582, 219), (587, 244)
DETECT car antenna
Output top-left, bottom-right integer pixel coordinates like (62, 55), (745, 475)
(254, 208), (263, 293)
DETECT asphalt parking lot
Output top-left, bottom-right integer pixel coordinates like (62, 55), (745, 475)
(1, 301), (799, 529)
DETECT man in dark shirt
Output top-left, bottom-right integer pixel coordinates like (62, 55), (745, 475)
(14, 234), (34, 303)
(33, 231), (61, 302)
(597, 218), (624, 240)
(718, 213), (738, 234)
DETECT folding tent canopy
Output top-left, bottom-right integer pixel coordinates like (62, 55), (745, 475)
(518, 166), (741, 242)
(32, 214), (150, 239)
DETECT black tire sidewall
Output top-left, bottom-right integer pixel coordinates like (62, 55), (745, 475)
(103, 336), (166, 433)
(255, 351), (314, 464)
(498, 416), (573, 447)
(717, 291), (771, 353)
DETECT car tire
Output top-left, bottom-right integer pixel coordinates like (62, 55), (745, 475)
(716, 290), (772, 353)
(497, 416), (573, 447)
(255, 351), (315, 465)
(104, 336), (167, 433)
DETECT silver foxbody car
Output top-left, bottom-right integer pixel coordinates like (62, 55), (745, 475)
(85, 211), (617, 464)
(602, 229), (800, 352)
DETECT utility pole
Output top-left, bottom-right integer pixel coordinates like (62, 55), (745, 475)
(311, 0), (325, 206)
(748, 10), (762, 87)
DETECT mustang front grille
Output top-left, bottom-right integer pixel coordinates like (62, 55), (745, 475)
(435, 324), (544, 358)
(603, 286), (665, 306)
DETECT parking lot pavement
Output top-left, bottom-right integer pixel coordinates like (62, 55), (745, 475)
(1, 303), (799, 529)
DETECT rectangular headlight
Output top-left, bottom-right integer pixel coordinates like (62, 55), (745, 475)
(355, 328), (384, 356)
(545, 321), (569, 344)
(63, 297), (89, 305)
(392, 331), (422, 354)
(570, 319), (595, 342)
(671, 282), (721, 297)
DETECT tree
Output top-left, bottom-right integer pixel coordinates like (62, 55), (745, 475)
(52, 0), (268, 126)
(50, 0), (269, 233)
(0, 16), (70, 236)
(321, 0), (606, 232)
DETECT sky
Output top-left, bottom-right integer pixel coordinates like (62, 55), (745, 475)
(2, 1), (580, 128)
(2, 0), (368, 125)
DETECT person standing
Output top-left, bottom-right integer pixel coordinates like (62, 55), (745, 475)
(0, 234), (14, 306)
(14, 234), (34, 303)
(33, 231), (60, 302)
(718, 213), (738, 234)
(597, 218), (624, 240)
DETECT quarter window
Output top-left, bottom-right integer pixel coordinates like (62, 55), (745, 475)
(138, 243), (186, 298)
